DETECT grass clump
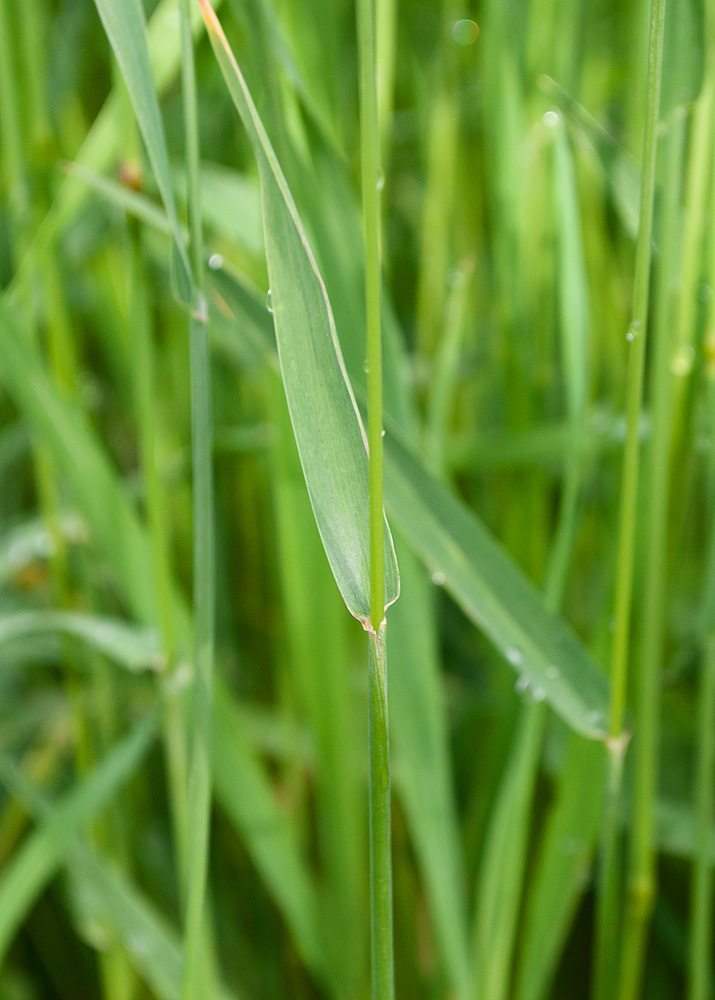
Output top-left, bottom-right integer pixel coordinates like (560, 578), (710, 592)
(0, 1), (714, 999)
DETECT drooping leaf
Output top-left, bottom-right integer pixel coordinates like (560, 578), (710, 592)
(0, 611), (162, 673)
(198, 0), (399, 626)
(0, 711), (157, 967)
(0, 306), (321, 977)
(208, 263), (612, 738)
(383, 429), (610, 740)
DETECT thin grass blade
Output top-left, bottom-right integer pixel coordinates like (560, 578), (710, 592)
(198, 0), (399, 625)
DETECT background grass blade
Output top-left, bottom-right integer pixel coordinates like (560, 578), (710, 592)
(0, 711), (157, 967)
(0, 611), (162, 673)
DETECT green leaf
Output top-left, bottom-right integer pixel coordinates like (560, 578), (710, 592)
(0, 760), (235, 1000)
(0, 711), (157, 967)
(388, 540), (471, 999)
(660, 0), (705, 121)
(0, 611), (162, 673)
(90, 0), (193, 302)
(0, 307), (321, 978)
(67, 851), (236, 1000)
(540, 78), (640, 239)
(212, 683), (326, 982)
(199, 0), (399, 626)
(0, 303), (162, 627)
(382, 430), (611, 740)
(207, 265), (612, 738)
(514, 735), (604, 1000)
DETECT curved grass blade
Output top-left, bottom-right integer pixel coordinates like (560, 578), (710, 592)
(67, 851), (238, 1000)
(0, 710), (157, 968)
(207, 265), (611, 737)
(0, 307), (321, 980)
(211, 267), (470, 996)
(212, 684), (325, 981)
(89, 0), (193, 303)
(1, 759), (236, 1000)
(0, 611), (162, 673)
(383, 430), (610, 740)
(198, 0), (399, 626)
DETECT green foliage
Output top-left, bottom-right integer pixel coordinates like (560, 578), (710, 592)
(1, 0), (715, 998)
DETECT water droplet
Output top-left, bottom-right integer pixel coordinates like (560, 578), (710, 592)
(587, 709), (603, 728)
(446, 267), (465, 288)
(545, 664), (559, 680)
(208, 253), (224, 270)
(543, 110), (560, 127)
(381, 429), (386, 437)
(515, 674), (530, 696)
(376, 172), (385, 191)
(266, 289), (273, 313)
(506, 647), (523, 666)
(431, 570), (446, 586)
(626, 320), (641, 343)
(532, 685), (546, 702)
(363, 358), (369, 373)
(123, 932), (148, 955)
(671, 345), (695, 376)
(452, 18), (479, 44)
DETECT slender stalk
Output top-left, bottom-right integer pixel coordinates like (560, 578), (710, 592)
(358, 0), (393, 995)
(617, 112), (682, 1000)
(179, 2), (215, 998)
(593, 0), (666, 994)
(688, 178), (715, 1000)
(127, 221), (190, 872)
(689, 639), (715, 1000)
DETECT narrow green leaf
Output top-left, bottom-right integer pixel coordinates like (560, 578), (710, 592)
(207, 266), (611, 737)
(0, 611), (162, 673)
(198, 0), (399, 625)
(0, 711), (157, 967)
(0, 760), (236, 1000)
(67, 852), (237, 1000)
(211, 684), (326, 981)
(383, 430), (610, 740)
(0, 307), (321, 978)
(0, 303), (161, 625)
(514, 735), (604, 1000)
(90, 0), (193, 303)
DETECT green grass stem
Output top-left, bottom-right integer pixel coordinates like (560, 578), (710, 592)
(593, 0), (666, 994)
(180, 3), (215, 998)
(358, 0), (394, 994)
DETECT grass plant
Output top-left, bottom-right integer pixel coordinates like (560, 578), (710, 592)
(1, 1), (715, 999)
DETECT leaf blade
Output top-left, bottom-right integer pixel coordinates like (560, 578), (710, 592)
(198, 0), (399, 624)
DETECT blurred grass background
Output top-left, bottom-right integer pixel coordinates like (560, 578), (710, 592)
(0, 0), (713, 998)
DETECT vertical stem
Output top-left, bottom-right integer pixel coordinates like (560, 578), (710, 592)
(617, 113), (682, 1000)
(368, 625), (393, 1000)
(358, 0), (385, 631)
(358, 0), (393, 996)
(179, 2), (215, 998)
(593, 0), (666, 994)
(688, 638), (715, 1000)
(688, 219), (715, 1000)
